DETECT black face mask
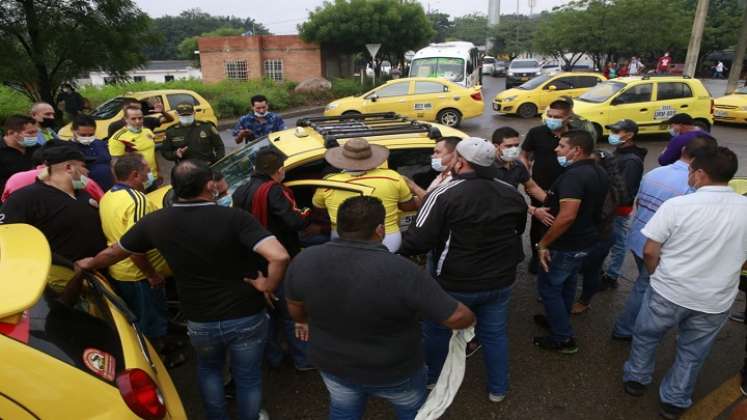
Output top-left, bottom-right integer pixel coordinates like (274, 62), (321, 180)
(40, 117), (56, 128)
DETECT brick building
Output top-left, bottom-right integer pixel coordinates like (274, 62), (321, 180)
(198, 35), (324, 83)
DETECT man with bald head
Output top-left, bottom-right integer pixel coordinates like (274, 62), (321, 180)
(30, 102), (57, 145)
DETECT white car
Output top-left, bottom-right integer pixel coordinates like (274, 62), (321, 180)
(541, 61), (563, 75)
(506, 59), (542, 88)
(482, 56), (498, 76)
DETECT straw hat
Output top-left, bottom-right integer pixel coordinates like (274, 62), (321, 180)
(324, 138), (389, 171)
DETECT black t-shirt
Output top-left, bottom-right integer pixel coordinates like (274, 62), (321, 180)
(285, 239), (457, 385)
(0, 181), (107, 261)
(107, 117), (162, 139)
(521, 125), (563, 191)
(0, 139), (39, 193)
(545, 159), (609, 251)
(119, 201), (272, 322)
(495, 160), (530, 189)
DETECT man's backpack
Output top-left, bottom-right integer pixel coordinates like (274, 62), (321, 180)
(592, 152), (628, 239)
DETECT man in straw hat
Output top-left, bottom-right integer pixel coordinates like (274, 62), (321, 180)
(312, 137), (417, 252)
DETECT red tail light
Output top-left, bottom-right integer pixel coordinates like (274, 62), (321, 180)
(117, 368), (166, 420)
(470, 91), (483, 101)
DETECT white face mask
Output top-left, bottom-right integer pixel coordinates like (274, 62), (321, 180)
(500, 146), (521, 162)
(431, 157), (446, 172)
(179, 116), (194, 126)
(76, 136), (96, 145)
(254, 111), (268, 118)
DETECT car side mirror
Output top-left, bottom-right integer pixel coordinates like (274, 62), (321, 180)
(547, 85), (557, 91)
(369, 94), (378, 102)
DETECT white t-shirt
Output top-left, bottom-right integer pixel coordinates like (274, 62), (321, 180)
(641, 185), (747, 313)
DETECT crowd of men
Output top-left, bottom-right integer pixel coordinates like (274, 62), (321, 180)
(1, 90), (746, 420)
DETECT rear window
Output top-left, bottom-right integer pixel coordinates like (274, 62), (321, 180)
(483, 57), (496, 64)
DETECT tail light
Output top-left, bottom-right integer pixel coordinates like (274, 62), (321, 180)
(470, 91), (483, 101)
(710, 99), (714, 115)
(117, 368), (166, 420)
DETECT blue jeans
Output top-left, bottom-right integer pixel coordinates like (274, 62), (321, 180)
(538, 248), (589, 342)
(605, 215), (631, 280)
(320, 367), (426, 420)
(265, 283), (311, 369)
(423, 287), (511, 396)
(579, 236), (614, 304)
(623, 287), (729, 408)
(111, 279), (168, 339)
(613, 255), (651, 337)
(187, 312), (268, 420)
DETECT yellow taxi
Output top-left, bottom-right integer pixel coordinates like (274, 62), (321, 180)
(57, 89), (218, 142)
(0, 223), (186, 419)
(713, 86), (747, 124)
(324, 78), (483, 127)
(493, 72), (606, 118)
(568, 75), (713, 137)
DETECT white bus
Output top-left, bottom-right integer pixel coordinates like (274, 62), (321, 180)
(408, 42), (481, 87)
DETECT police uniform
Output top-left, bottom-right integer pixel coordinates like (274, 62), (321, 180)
(161, 103), (225, 164)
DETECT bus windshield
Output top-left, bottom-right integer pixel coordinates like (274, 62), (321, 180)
(410, 57), (465, 83)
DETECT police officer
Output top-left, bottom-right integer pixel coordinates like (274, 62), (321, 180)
(161, 103), (225, 164)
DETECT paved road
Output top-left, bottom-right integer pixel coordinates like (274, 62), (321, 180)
(165, 75), (747, 419)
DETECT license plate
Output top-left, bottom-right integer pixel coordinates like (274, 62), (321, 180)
(713, 110), (728, 117)
(521, 77), (529, 81)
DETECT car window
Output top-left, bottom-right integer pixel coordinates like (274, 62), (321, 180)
(614, 83), (653, 104)
(89, 97), (124, 120)
(211, 136), (272, 195)
(574, 76), (602, 88)
(510, 60), (539, 69)
(167, 93), (199, 109)
(410, 58), (465, 82)
(547, 76), (575, 90)
(414, 81), (447, 95)
(388, 147), (436, 189)
(578, 81), (626, 103)
(657, 82), (693, 100)
(373, 82), (410, 98)
(140, 95), (164, 115)
(483, 57), (495, 64)
(518, 74), (552, 90)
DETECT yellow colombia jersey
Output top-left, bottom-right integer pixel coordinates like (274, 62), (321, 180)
(109, 127), (159, 178)
(312, 168), (412, 234)
(100, 184), (170, 281)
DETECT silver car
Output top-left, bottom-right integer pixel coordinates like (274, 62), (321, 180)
(506, 59), (541, 88)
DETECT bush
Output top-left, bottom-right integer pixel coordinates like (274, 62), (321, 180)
(0, 86), (33, 126)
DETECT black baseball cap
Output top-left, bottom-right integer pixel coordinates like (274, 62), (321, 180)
(666, 113), (694, 125)
(42, 141), (95, 165)
(605, 119), (639, 134)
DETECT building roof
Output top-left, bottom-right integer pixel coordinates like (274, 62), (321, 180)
(137, 60), (196, 71)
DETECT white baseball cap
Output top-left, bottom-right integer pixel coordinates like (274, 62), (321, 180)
(455, 137), (498, 178)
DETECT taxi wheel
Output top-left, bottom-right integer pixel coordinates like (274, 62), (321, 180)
(437, 109), (462, 127)
(517, 103), (538, 119)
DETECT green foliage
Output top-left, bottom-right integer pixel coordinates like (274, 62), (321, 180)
(177, 27), (245, 60)
(144, 8), (269, 61)
(0, 86), (33, 125)
(427, 11), (453, 43)
(490, 15), (537, 59)
(449, 13), (489, 45)
(299, 0), (434, 64)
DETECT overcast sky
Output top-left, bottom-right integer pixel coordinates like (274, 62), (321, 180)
(134, 0), (570, 34)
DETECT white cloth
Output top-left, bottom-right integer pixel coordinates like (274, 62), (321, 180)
(415, 327), (475, 420)
(641, 186), (747, 313)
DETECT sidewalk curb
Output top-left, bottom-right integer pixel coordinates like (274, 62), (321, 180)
(217, 106), (326, 131)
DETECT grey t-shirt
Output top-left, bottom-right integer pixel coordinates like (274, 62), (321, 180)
(285, 239), (457, 385)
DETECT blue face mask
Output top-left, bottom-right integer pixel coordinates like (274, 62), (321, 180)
(217, 195), (233, 208)
(557, 155), (573, 167)
(21, 136), (38, 147)
(544, 117), (564, 131)
(608, 133), (623, 146)
(143, 172), (156, 190)
(431, 157), (446, 172)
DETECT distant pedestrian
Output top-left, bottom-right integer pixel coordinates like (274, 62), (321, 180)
(70, 114), (113, 191)
(658, 113), (714, 166)
(233, 95), (286, 145)
(656, 52), (672, 74)
(285, 196), (475, 420)
(604, 62), (618, 79)
(30, 102), (57, 145)
(161, 103), (225, 164)
(628, 56), (645, 76)
(713, 61), (727, 78)
(56, 83), (87, 120)
(622, 147), (747, 420)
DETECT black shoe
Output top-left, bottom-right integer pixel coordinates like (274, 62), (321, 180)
(624, 381), (647, 397)
(533, 335), (578, 354)
(466, 338), (482, 358)
(611, 333), (633, 342)
(533, 314), (550, 330)
(659, 401), (686, 419)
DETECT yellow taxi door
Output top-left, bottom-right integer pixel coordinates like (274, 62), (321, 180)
(361, 81), (413, 115)
(606, 82), (657, 133)
(652, 81), (696, 131)
(411, 80), (449, 121)
(539, 75), (578, 110)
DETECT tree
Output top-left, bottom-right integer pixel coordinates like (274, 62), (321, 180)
(177, 27), (245, 61)
(532, 9), (589, 68)
(0, 0), (155, 105)
(427, 11), (453, 43)
(145, 9), (269, 61)
(491, 14), (537, 59)
(299, 0), (434, 69)
(449, 13), (489, 45)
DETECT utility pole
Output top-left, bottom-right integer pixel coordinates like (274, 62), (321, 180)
(683, 0), (710, 77)
(726, 4), (747, 94)
(486, 0), (500, 52)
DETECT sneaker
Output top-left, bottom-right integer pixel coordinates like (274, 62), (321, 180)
(488, 393), (506, 403)
(611, 333), (633, 342)
(466, 339), (482, 358)
(623, 381), (647, 397)
(533, 314), (551, 330)
(571, 302), (591, 315)
(659, 401), (685, 420)
(258, 409), (270, 420)
(533, 335), (578, 354)
(730, 310), (745, 323)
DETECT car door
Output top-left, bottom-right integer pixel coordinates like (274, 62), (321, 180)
(411, 81), (449, 121)
(539, 76), (577, 109)
(606, 83), (656, 133)
(652, 82), (694, 130)
(362, 81), (413, 115)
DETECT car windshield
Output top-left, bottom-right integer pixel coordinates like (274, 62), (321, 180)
(89, 97), (125, 120)
(735, 86), (747, 94)
(410, 57), (465, 82)
(517, 74), (552, 90)
(578, 81), (626, 103)
(211, 136), (271, 194)
(511, 60), (539, 69)
(483, 57), (496, 63)
(542, 63), (558, 68)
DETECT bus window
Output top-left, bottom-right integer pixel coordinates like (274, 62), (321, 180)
(411, 57), (465, 83)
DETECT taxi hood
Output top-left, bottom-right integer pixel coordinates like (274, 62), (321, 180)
(0, 224), (50, 322)
(496, 88), (524, 99)
(715, 93), (747, 107)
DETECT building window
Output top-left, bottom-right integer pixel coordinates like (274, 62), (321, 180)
(264, 60), (283, 81)
(225, 60), (248, 80)
(164, 75), (175, 82)
(133, 76), (145, 82)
